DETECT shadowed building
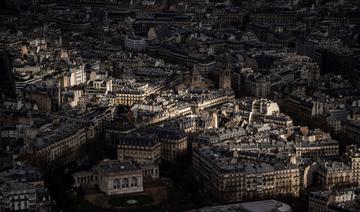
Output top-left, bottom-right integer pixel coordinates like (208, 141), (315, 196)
(219, 62), (232, 90)
(0, 50), (16, 100)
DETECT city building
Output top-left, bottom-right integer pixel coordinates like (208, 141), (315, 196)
(317, 161), (353, 190)
(309, 188), (359, 212)
(0, 164), (51, 211)
(345, 145), (360, 186)
(73, 160), (143, 196)
(154, 126), (188, 162)
(219, 62), (232, 90)
(62, 65), (86, 87)
(294, 139), (339, 161)
(114, 133), (161, 165)
(0, 50), (16, 100)
(193, 147), (300, 202)
(113, 90), (146, 106)
(29, 126), (88, 168)
(124, 35), (146, 51)
(343, 121), (360, 144)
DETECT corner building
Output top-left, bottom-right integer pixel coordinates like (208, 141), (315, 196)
(193, 147), (300, 202)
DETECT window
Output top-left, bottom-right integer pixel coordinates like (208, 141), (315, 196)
(122, 178), (129, 188)
(131, 177), (138, 187)
(113, 179), (120, 189)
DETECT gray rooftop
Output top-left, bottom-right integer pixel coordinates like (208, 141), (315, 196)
(94, 160), (140, 173)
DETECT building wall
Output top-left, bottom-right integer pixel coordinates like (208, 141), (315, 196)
(73, 167), (144, 195)
(161, 136), (187, 161)
(295, 144), (339, 160)
(35, 128), (87, 167)
(343, 122), (360, 144)
(117, 143), (161, 165)
(308, 196), (328, 212)
(346, 146), (360, 186)
(193, 151), (300, 202)
(99, 172), (143, 195)
(113, 92), (146, 106)
(318, 168), (353, 190)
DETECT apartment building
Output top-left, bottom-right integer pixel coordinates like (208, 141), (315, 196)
(193, 147), (300, 202)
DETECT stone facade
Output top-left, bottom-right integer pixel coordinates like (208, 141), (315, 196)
(318, 161), (353, 190)
(73, 160), (143, 196)
(345, 145), (360, 186)
(193, 147), (300, 202)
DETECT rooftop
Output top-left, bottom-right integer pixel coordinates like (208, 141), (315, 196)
(94, 160), (140, 173)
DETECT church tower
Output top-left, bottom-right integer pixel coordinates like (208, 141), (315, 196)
(219, 60), (232, 90)
(191, 66), (202, 88)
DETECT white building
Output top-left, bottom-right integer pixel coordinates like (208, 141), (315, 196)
(73, 160), (143, 196)
(62, 65), (86, 87)
(70, 66), (86, 86)
(125, 35), (146, 51)
(251, 99), (280, 115)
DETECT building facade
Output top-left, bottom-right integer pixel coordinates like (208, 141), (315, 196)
(345, 145), (360, 186)
(318, 161), (353, 190)
(115, 133), (161, 165)
(125, 35), (146, 51)
(309, 189), (359, 212)
(73, 160), (143, 196)
(154, 127), (188, 162)
(193, 147), (300, 202)
(0, 165), (51, 211)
